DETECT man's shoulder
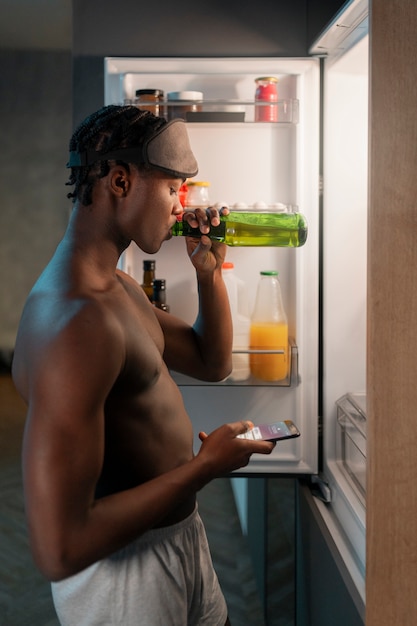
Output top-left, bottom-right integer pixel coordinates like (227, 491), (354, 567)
(17, 279), (126, 365)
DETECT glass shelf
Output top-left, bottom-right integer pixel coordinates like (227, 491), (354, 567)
(170, 339), (299, 387)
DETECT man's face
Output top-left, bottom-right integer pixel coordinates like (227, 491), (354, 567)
(125, 168), (184, 254)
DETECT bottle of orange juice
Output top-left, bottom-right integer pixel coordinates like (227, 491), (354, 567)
(249, 271), (288, 382)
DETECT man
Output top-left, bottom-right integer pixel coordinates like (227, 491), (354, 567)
(12, 105), (275, 625)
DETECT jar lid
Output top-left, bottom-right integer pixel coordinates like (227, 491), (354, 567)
(167, 91), (203, 101)
(136, 89), (164, 96)
(187, 181), (210, 187)
(255, 76), (279, 83)
(260, 270), (278, 276)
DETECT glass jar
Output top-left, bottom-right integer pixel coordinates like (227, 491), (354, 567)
(167, 91), (203, 121)
(254, 76), (279, 122)
(135, 89), (165, 117)
(185, 181), (210, 208)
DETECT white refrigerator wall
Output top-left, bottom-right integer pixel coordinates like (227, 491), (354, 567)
(105, 57), (320, 474)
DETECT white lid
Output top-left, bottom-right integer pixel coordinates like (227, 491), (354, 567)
(167, 91), (203, 101)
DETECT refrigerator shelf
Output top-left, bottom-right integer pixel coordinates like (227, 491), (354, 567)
(170, 339), (299, 387)
(126, 98), (299, 124)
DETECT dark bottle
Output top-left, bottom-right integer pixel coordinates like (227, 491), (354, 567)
(171, 210), (307, 248)
(142, 260), (155, 301)
(152, 279), (170, 312)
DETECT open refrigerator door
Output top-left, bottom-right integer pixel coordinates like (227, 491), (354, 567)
(309, 0), (369, 610)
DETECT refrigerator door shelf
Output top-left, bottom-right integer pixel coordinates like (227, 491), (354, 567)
(128, 97), (299, 125)
(336, 392), (367, 500)
(171, 338), (299, 387)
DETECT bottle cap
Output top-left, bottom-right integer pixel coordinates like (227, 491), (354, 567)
(143, 260), (155, 270)
(187, 181), (210, 187)
(260, 270), (278, 276)
(222, 262), (234, 269)
(255, 76), (279, 83)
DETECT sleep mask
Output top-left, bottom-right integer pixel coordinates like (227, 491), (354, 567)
(67, 119), (198, 179)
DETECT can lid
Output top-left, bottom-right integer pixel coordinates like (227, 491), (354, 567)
(260, 270), (278, 276)
(255, 76), (279, 83)
(135, 89), (164, 97)
(187, 181), (210, 187)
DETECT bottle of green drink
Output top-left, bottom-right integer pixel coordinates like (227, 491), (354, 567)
(171, 210), (307, 247)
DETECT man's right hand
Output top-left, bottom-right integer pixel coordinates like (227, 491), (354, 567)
(196, 420), (276, 477)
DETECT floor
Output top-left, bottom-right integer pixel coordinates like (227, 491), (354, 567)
(0, 374), (294, 625)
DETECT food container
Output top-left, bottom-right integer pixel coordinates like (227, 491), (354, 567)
(336, 392), (367, 497)
(167, 91), (203, 121)
(135, 89), (165, 117)
(185, 181), (210, 208)
(254, 76), (279, 122)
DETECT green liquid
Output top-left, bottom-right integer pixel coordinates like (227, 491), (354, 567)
(172, 211), (308, 247)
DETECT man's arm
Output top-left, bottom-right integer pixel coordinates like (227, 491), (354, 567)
(158, 208), (233, 381)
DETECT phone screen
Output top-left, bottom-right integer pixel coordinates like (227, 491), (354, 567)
(237, 420), (300, 442)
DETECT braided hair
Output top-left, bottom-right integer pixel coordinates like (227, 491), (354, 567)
(66, 105), (167, 206)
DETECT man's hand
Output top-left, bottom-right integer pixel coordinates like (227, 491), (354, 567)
(183, 206), (230, 273)
(196, 420), (276, 477)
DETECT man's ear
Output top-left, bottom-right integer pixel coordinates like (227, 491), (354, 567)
(110, 167), (130, 197)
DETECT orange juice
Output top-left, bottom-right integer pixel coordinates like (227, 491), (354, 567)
(249, 321), (288, 381)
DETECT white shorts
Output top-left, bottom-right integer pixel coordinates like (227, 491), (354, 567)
(51, 506), (228, 626)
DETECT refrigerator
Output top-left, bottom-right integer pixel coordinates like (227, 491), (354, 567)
(103, 0), (368, 621)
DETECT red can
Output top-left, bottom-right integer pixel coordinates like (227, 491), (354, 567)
(255, 76), (279, 122)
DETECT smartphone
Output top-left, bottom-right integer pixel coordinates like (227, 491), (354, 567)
(237, 420), (300, 442)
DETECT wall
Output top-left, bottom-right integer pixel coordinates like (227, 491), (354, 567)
(0, 50), (72, 363)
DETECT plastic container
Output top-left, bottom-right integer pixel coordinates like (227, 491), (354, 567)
(167, 91), (203, 121)
(249, 271), (288, 382)
(255, 76), (279, 122)
(185, 181), (210, 208)
(336, 392), (367, 497)
(222, 262), (251, 382)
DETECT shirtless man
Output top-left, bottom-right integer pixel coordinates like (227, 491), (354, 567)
(12, 105), (275, 625)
